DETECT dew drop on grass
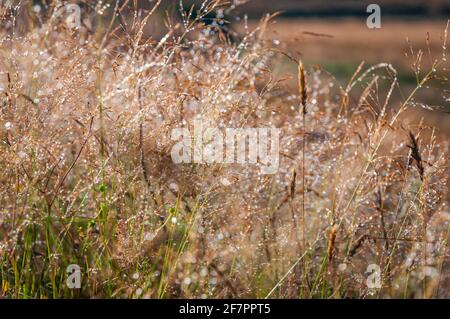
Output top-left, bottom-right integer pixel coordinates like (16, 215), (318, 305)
(4, 122), (12, 130)
(183, 277), (192, 285)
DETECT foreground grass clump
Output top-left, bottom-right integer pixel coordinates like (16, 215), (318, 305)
(0, 2), (449, 298)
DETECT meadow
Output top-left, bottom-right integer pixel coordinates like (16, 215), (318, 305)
(0, 1), (449, 298)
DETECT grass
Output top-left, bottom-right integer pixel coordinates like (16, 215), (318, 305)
(0, 1), (449, 299)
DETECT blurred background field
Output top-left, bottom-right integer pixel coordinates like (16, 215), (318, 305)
(229, 0), (450, 136)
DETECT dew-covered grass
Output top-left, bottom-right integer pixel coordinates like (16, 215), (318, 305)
(0, 1), (449, 299)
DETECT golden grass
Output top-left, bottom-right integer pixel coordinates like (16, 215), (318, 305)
(0, 1), (448, 299)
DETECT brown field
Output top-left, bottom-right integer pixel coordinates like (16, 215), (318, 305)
(248, 19), (448, 66)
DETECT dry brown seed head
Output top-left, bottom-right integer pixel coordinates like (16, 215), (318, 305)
(298, 60), (308, 115)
